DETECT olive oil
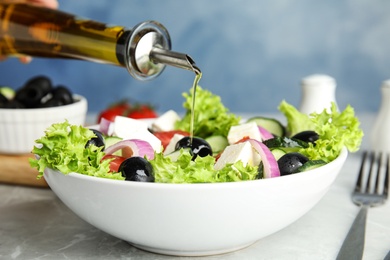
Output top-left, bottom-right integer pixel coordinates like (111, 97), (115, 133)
(0, 3), (198, 81)
(0, 4), (128, 66)
(190, 69), (202, 142)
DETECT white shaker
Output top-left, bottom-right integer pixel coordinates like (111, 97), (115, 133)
(299, 74), (338, 114)
(370, 80), (390, 152)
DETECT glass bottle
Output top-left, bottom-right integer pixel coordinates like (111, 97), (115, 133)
(370, 80), (390, 152)
(0, 3), (199, 81)
(299, 74), (338, 114)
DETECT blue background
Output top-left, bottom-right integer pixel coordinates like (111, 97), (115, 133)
(1, 0), (389, 118)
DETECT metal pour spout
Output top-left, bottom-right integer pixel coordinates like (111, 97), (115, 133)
(125, 21), (200, 80)
(150, 48), (201, 75)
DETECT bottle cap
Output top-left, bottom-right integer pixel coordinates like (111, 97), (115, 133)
(299, 74), (337, 114)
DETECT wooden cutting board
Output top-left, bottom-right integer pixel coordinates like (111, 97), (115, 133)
(0, 153), (48, 187)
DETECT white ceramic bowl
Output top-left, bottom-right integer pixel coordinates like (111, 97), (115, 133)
(0, 95), (87, 154)
(43, 147), (347, 256)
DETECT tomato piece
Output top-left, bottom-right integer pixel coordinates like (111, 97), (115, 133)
(235, 136), (250, 143)
(101, 154), (126, 172)
(97, 103), (130, 123)
(127, 105), (157, 119)
(97, 102), (157, 122)
(153, 130), (190, 149)
(214, 151), (223, 162)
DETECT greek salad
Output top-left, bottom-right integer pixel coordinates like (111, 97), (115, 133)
(30, 86), (363, 183)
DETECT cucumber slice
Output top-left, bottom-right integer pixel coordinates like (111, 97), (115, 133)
(298, 160), (326, 172)
(166, 148), (192, 162)
(105, 136), (123, 156)
(165, 149), (182, 162)
(247, 116), (285, 137)
(271, 148), (286, 160)
(105, 136), (122, 147)
(205, 135), (228, 155)
(279, 147), (303, 153)
(263, 136), (309, 149)
(0, 86), (15, 100)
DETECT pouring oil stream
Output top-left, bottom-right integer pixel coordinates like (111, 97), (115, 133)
(150, 48), (201, 142)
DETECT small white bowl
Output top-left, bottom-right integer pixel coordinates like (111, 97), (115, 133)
(0, 95), (87, 154)
(44, 147), (348, 256)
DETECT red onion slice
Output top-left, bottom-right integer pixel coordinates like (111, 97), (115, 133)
(258, 126), (274, 141)
(248, 139), (280, 178)
(104, 139), (155, 160)
(99, 118), (114, 136)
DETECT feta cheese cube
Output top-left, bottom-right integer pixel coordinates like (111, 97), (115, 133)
(113, 116), (149, 138)
(112, 116), (162, 152)
(164, 134), (186, 155)
(214, 141), (261, 170)
(151, 110), (181, 132)
(227, 122), (262, 144)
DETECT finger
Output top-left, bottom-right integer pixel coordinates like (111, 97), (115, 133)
(19, 56), (32, 64)
(28, 0), (59, 9)
(1, 0), (59, 9)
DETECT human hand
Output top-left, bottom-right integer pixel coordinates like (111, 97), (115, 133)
(0, 0), (59, 63)
(23, 0), (58, 9)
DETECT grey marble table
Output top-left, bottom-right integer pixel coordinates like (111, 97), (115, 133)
(0, 114), (389, 260)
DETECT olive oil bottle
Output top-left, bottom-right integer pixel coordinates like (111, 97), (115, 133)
(0, 3), (199, 80)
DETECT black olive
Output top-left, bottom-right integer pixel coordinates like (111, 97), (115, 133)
(2, 76), (75, 109)
(41, 98), (64, 107)
(2, 99), (25, 108)
(14, 84), (48, 108)
(175, 136), (212, 160)
(85, 129), (105, 149)
(292, 131), (319, 145)
(52, 85), (74, 105)
(277, 152), (309, 176)
(119, 157), (155, 182)
(0, 93), (8, 107)
(13, 76), (53, 108)
(24, 75), (52, 94)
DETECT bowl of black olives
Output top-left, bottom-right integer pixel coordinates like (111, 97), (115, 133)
(0, 75), (87, 154)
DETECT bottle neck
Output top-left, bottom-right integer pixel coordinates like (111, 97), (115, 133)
(0, 4), (124, 63)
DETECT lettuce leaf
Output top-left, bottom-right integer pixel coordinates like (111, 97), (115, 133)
(150, 149), (259, 183)
(279, 101), (364, 162)
(278, 100), (316, 136)
(175, 86), (241, 138)
(30, 121), (124, 180)
(30, 95), (363, 184)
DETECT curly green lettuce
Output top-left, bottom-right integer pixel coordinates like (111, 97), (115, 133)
(175, 86), (241, 138)
(150, 149), (259, 183)
(30, 121), (123, 180)
(279, 101), (364, 162)
(30, 95), (363, 183)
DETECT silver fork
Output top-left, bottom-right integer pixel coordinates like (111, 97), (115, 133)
(336, 151), (389, 260)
